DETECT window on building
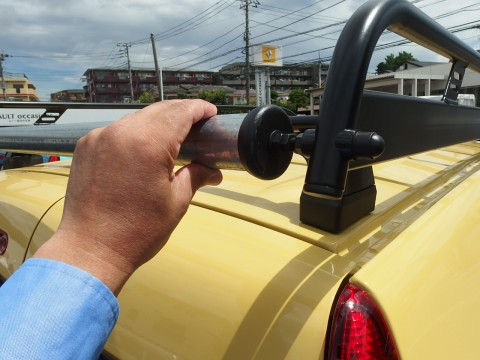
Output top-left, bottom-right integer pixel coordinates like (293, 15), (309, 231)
(139, 72), (152, 80)
(96, 71), (112, 80)
(13, 84), (24, 94)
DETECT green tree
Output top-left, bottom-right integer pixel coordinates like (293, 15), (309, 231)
(198, 89), (227, 105)
(376, 51), (417, 74)
(137, 91), (155, 103)
(287, 89), (309, 112)
(270, 89), (279, 102)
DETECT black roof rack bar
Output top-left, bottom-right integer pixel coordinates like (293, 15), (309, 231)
(301, 0), (480, 233)
(289, 91), (480, 168)
(352, 92), (480, 168)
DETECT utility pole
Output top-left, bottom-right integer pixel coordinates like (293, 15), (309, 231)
(239, 0), (259, 105)
(150, 33), (164, 101)
(117, 43), (135, 101)
(0, 52), (7, 101)
(318, 50), (323, 89)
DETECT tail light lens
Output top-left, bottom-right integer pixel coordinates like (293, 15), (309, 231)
(48, 156), (60, 162)
(0, 229), (7, 255)
(327, 283), (399, 360)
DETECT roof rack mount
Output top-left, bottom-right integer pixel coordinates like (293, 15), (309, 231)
(301, 0), (480, 233)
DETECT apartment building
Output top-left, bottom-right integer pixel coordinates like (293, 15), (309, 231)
(83, 67), (214, 103)
(51, 89), (86, 102)
(0, 76), (39, 101)
(218, 62), (324, 92)
(81, 62), (324, 103)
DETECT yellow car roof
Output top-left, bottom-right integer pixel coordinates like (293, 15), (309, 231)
(192, 143), (480, 254)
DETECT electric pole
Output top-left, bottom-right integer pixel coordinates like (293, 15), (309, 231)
(239, 0), (259, 105)
(150, 33), (164, 101)
(117, 43), (135, 101)
(0, 52), (7, 101)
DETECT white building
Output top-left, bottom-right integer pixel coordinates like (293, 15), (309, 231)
(307, 61), (480, 114)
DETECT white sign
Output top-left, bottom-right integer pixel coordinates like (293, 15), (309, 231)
(0, 109), (44, 126)
(255, 70), (267, 106)
(0, 108), (138, 126)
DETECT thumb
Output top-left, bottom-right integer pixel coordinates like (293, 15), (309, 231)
(173, 164), (223, 205)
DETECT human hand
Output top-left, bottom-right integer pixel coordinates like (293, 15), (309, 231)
(34, 100), (223, 294)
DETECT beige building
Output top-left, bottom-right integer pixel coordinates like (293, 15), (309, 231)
(0, 76), (39, 101)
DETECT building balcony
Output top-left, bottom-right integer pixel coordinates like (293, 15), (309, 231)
(222, 80), (242, 86)
(94, 87), (121, 94)
(93, 75), (119, 82)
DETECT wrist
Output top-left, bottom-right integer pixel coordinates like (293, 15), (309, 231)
(33, 230), (133, 296)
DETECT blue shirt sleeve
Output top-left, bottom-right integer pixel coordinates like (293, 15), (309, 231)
(0, 258), (119, 359)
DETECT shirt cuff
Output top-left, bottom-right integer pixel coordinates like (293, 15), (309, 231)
(0, 257), (119, 359)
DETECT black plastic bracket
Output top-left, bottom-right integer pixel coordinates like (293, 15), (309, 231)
(442, 60), (467, 105)
(300, 167), (376, 233)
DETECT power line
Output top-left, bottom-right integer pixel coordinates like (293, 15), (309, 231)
(160, 23), (245, 64)
(251, 0), (345, 41)
(257, 3), (347, 24)
(130, 0), (236, 45)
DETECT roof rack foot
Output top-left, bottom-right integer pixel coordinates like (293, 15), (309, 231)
(300, 167), (376, 233)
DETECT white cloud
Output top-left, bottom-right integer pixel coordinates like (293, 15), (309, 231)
(1, 0), (478, 100)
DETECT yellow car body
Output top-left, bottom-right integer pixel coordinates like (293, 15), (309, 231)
(2, 1), (480, 358)
(1, 142), (480, 359)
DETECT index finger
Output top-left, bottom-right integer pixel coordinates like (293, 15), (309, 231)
(130, 99), (218, 143)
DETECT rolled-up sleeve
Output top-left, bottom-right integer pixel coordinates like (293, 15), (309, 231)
(0, 258), (119, 359)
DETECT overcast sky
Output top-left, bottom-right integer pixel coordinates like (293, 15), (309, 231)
(1, 0), (479, 100)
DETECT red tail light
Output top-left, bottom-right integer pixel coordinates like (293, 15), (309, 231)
(327, 283), (399, 360)
(48, 156), (60, 162)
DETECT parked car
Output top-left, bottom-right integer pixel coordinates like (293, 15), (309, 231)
(1, 0), (480, 359)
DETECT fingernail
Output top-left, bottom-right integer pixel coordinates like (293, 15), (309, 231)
(207, 171), (223, 185)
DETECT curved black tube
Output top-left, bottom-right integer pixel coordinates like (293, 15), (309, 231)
(303, 0), (480, 198)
